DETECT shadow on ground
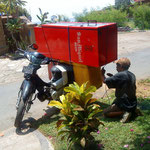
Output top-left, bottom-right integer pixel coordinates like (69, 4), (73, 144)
(15, 107), (60, 135)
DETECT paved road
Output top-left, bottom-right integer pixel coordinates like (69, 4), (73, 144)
(103, 48), (150, 79)
(0, 80), (52, 131)
(0, 48), (150, 132)
(0, 59), (50, 131)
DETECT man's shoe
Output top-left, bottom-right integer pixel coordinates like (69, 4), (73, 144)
(120, 112), (132, 123)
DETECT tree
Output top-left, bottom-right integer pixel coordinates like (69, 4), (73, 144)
(115, 0), (132, 9)
(5, 18), (23, 50)
(0, 0), (30, 19)
(131, 4), (150, 29)
(0, 1), (5, 15)
(2, 0), (26, 17)
(1, 0), (30, 51)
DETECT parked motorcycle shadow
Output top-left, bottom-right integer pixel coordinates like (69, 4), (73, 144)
(15, 117), (36, 135)
(15, 107), (60, 135)
(31, 107), (60, 129)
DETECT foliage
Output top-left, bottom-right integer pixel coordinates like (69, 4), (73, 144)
(48, 82), (103, 149)
(5, 18), (23, 49)
(0, 0), (30, 19)
(1, 0), (26, 16)
(115, 0), (133, 9)
(57, 15), (70, 22)
(17, 6), (31, 20)
(6, 18), (23, 33)
(37, 8), (51, 25)
(17, 36), (28, 49)
(74, 8), (128, 27)
(130, 3), (150, 29)
(0, 2), (5, 14)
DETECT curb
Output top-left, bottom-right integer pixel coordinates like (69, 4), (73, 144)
(0, 127), (54, 150)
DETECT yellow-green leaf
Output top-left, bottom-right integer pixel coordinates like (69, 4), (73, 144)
(87, 98), (97, 105)
(59, 95), (66, 103)
(57, 124), (66, 131)
(64, 86), (79, 94)
(48, 100), (62, 109)
(73, 82), (80, 90)
(84, 94), (93, 105)
(73, 106), (84, 111)
(85, 86), (97, 95)
(57, 130), (69, 137)
(88, 109), (102, 119)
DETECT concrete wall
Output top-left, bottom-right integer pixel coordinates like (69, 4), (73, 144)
(0, 16), (8, 55)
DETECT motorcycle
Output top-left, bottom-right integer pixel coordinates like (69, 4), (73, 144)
(14, 44), (74, 128)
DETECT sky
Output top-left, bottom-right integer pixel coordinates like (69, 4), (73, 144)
(25, 0), (115, 23)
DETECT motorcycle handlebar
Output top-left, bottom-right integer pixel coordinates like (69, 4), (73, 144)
(16, 48), (26, 57)
(17, 48), (25, 53)
(17, 47), (59, 64)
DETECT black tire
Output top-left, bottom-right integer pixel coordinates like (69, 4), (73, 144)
(14, 95), (28, 128)
(14, 90), (33, 128)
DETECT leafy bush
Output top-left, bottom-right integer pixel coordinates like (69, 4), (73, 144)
(48, 82), (103, 149)
(131, 4), (150, 30)
(74, 8), (128, 27)
(5, 18), (23, 50)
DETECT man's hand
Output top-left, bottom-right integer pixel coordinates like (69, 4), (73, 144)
(107, 73), (113, 77)
(101, 67), (106, 75)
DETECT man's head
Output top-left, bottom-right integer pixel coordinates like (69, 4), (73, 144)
(114, 57), (131, 72)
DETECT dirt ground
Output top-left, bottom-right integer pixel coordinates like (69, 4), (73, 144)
(118, 30), (150, 55)
(136, 79), (150, 98)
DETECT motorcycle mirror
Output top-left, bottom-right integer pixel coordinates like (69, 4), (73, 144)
(29, 43), (38, 50)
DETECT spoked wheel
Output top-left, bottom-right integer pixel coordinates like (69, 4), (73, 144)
(14, 92), (33, 128)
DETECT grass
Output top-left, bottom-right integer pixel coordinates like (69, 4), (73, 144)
(31, 78), (150, 150)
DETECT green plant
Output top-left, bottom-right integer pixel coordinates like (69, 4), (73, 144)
(2, 0), (26, 17)
(37, 8), (51, 25)
(131, 4), (150, 30)
(0, 1), (5, 14)
(48, 82), (103, 149)
(5, 18), (23, 49)
(17, 36), (28, 49)
(74, 8), (128, 27)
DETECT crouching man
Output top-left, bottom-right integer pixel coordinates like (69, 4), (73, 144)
(101, 57), (138, 123)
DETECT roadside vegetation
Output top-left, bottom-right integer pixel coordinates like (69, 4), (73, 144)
(0, 0), (30, 51)
(73, 2), (150, 30)
(31, 78), (150, 150)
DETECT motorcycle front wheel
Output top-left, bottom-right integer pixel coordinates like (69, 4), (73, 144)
(14, 90), (33, 128)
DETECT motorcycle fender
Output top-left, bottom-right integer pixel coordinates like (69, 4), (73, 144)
(21, 80), (35, 103)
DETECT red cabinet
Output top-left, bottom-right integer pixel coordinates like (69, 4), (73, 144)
(34, 22), (117, 67)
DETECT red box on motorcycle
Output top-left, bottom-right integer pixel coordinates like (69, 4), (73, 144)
(34, 22), (117, 67)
